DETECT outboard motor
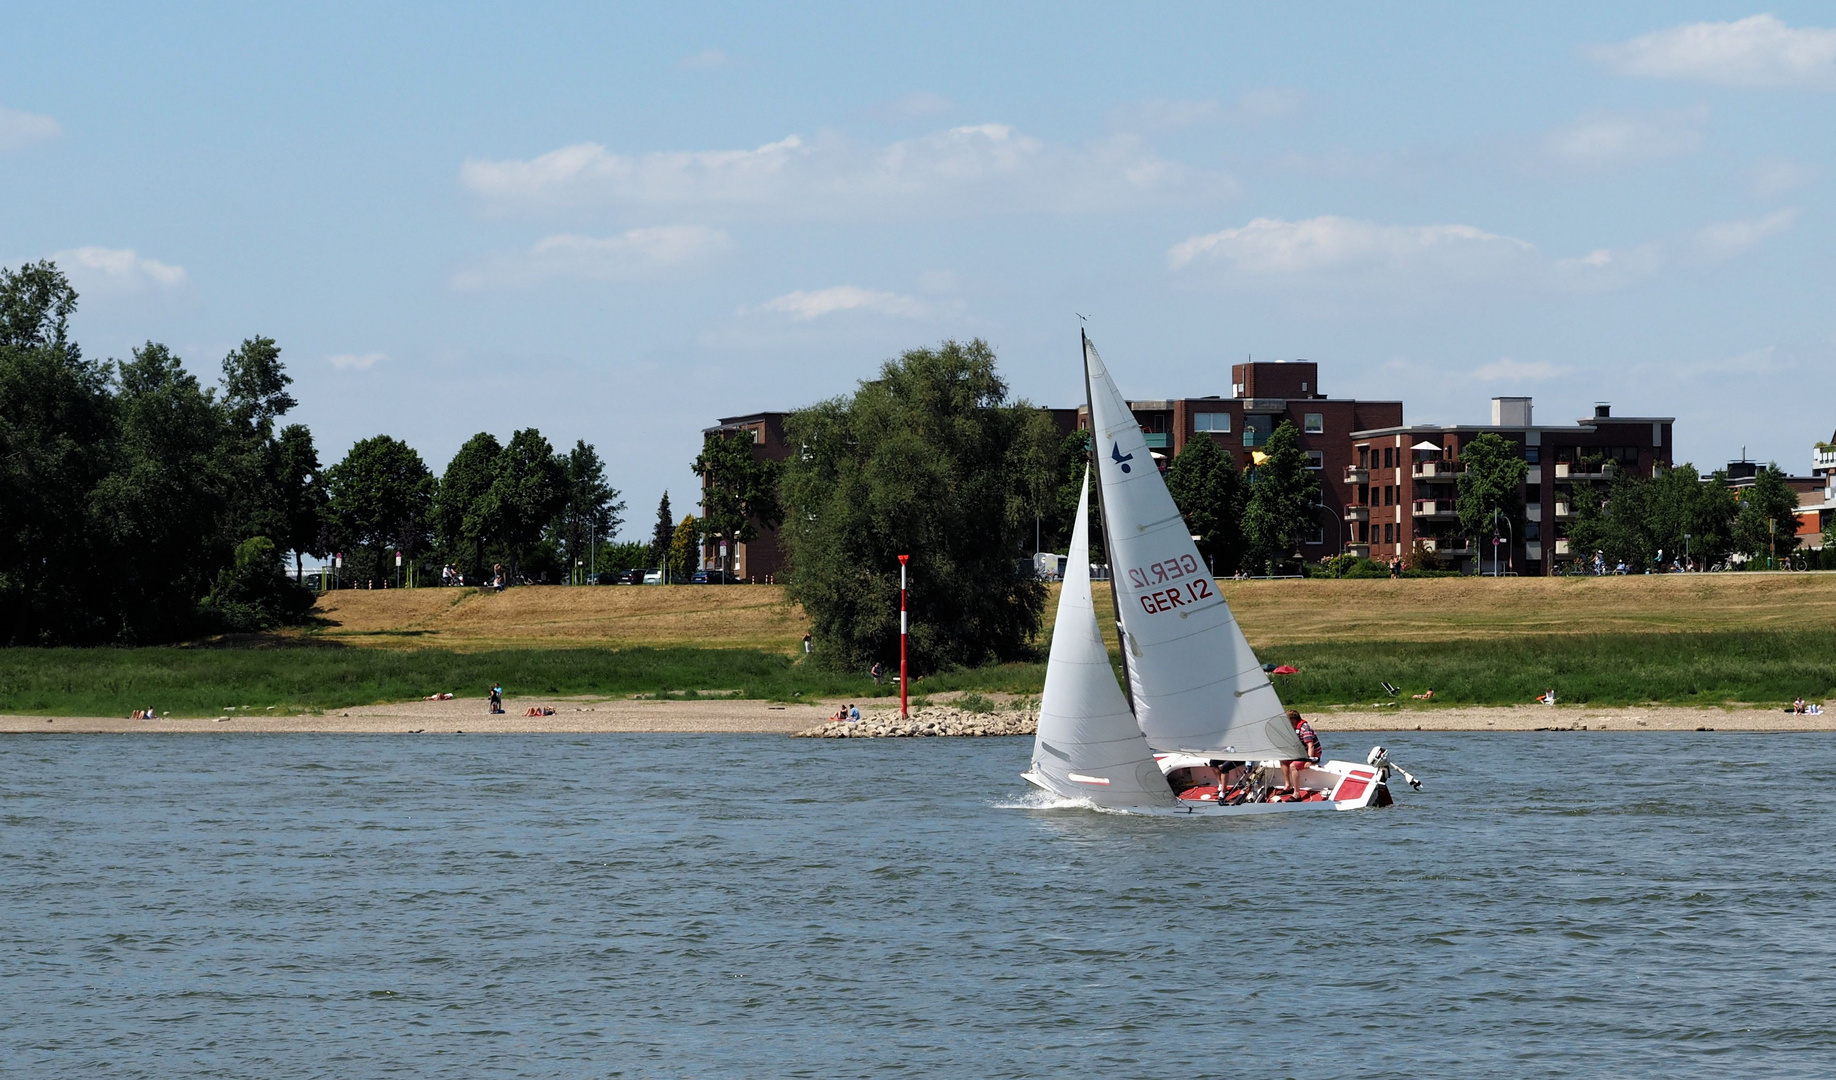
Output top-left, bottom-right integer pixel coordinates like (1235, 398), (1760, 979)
(1367, 745), (1422, 791)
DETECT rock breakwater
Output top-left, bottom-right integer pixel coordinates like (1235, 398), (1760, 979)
(792, 706), (1036, 738)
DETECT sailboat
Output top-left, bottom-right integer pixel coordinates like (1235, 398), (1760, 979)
(1022, 335), (1419, 815)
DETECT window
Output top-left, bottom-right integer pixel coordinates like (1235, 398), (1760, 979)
(1359, 447), (1370, 468)
(1306, 519), (1324, 544)
(1384, 486), (1394, 506)
(1525, 484), (1541, 503)
(1305, 450), (1324, 470)
(1525, 521), (1542, 541)
(1525, 446), (1540, 464)
(1232, 382), (1245, 397)
(1301, 381), (1309, 393)
(1383, 447), (1395, 468)
(1193, 411), (1231, 433)
(1384, 523), (1395, 544)
(1358, 484), (1369, 504)
(1304, 412), (1323, 434)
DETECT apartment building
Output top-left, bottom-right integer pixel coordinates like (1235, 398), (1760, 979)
(1722, 453), (1832, 552)
(1349, 399), (1674, 576)
(1078, 360), (1403, 556)
(698, 411), (792, 581)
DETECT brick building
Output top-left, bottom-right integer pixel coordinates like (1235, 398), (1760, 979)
(1349, 399), (1674, 575)
(698, 411), (792, 582)
(1078, 360), (1403, 561)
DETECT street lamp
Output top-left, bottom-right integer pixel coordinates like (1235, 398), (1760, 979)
(1684, 532), (1691, 571)
(1491, 509), (1513, 577)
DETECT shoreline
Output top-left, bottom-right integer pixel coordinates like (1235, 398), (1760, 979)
(2, 697), (1832, 734)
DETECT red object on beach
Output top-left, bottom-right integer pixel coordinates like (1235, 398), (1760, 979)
(1272, 665), (1300, 675)
(898, 555), (910, 719)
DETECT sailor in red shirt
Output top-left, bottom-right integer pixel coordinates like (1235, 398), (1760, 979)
(1280, 708), (1323, 796)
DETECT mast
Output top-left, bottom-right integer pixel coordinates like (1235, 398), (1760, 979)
(1082, 327), (1135, 715)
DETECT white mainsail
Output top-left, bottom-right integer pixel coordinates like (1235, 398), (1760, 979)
(1027, 469), (1177, 808)
(1083, 336), (1307, 761)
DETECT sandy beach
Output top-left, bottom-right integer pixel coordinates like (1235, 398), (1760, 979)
(3, 696), (1832, 734)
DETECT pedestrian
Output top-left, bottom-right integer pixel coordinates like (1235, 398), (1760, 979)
(802, 633), (812, 656)
(870, 661), (883, 684)
(489, 684), (503, 714)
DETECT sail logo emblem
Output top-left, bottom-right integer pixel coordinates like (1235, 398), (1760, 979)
(1110, 442), (1134, 473)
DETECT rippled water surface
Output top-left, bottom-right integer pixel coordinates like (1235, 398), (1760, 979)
(4, 731), (1834, 1078)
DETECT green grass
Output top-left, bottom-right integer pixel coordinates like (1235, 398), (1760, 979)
(3, 630), (1832, 717)
(1266, 630), (1836, 709)
(0, 644), (1044, 717)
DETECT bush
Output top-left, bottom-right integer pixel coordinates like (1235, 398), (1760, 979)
(200, 537), (315, 632)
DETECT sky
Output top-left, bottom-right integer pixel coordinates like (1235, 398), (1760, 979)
(4, 3), (1834, 537)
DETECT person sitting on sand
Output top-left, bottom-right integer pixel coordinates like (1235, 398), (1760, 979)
(1794, 696), (1808, 715)
(1538, 688), (1556, 705)
(489, 685), (504, 714)
(848, 703), (861, 723)
(1278, 708), (1323, 796)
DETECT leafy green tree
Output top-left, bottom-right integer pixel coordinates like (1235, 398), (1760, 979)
(0, 262), (112, 644)
(1455, 432), (1528, 564)
(667, 514), (700, 581)
(648, 491), (673, 568)
(554, 439), (624, 582)
(201, 536), (314, 631)
(88, 343), (233, 639)
(433, 432), (503, 581)
(1734, 464), (1801, 565)
(326, 435), (435, 587)
(602, 541), (651, 576)
(478, 428), (566, 578)
(1165, 434), (1244, 576)
(693, 430), (782, 574)
(779, 338), (1057, 672)
(275, 423), (329, 578)
(1240, 421), (1320, 575)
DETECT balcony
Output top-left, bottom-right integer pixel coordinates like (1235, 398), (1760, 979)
(1413, 460), (1464, 480)
(1412, 498), (1458, 519)
(1817, 446), (1836, 472)
(1555, 539), (1572, 556)
(1142, 432), (1170, 450)
(1343, 505), (1370, 522)
(1344, 465), (1369, 484)
(1555, 461), (1614, 480)
(1345, 543), (1370, 558)
(1554, 501), (1572, 519)
(1419, 537), (1471, 556)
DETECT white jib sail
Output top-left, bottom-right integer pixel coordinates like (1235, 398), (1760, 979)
(1083, 336), (1307, 762)
(1028, 468), (1177, 808)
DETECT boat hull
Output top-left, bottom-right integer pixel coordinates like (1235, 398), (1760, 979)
(1020, 754), (1391, 816)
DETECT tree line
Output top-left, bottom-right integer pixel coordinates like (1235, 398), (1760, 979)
(0, 261), (632, 645)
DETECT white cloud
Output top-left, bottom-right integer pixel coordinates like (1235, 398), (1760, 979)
(1168, 210), (1798, 297)
(1542, 108), (1705, 167)
(678, 48), (728, 71)
(1232, 87), (1304, 121)
(1748, 157), (1817, 199)
(460, 124), (1233, 219)
(451, 225), (731, 290)
(328, 352), (385, 370)
(0, 105), (59, 151)
(1589, 15), (1836, 89)
(1167, 216), (1534, 276)
(1470, 358), (1567, 383)
(1689, 208), (1799, 263)
(50, 246), (187, 292)
(749, 286), (929, 321)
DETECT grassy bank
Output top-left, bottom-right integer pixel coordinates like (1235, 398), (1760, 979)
(0, 644), (1041, 717)
(4, 630), (1833, 717)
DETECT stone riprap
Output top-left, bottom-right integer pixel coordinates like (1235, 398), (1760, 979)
(792, 707), (1036, 738)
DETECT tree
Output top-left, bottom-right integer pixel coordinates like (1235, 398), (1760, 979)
(88, 342), (233, 640)
(200, 535), (314, 631)
(433, 432), (503, 581)
(0, 262), (111, 644)
(649, 491), (674, 568)
(779, 338), (1057, 672)
(1165, 434), (1244, 576)
(1734, 464), (1801, 565)
(1455, 432), (1528, 570)
(1240, 421), (1320, 575)
(693, 430), (782, 574)
(275, 423), (329, 578)
(555, 439), (625, 582)
(218, 336), (299, 549)
(326, 435), (435, 587)
(667, 514), (700, 581)
(478, 428), (566, 578)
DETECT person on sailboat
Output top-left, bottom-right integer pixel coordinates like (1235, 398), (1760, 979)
(1279, 709), (1323, 795)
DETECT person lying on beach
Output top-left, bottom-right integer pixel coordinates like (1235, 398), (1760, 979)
(1411, 688), (1435, 700)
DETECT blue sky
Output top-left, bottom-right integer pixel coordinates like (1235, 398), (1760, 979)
(5, 3), (1833, 535)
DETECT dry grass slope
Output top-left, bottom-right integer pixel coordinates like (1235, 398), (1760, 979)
(306, 573), (1836, 653)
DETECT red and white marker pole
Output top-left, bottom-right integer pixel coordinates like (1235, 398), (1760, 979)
(898, 554), (910, 719)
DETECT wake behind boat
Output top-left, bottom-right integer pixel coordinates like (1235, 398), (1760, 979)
(1021, 333), (1421, 816)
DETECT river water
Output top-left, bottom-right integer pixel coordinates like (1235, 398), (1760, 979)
(3, 731), (1833, 1079)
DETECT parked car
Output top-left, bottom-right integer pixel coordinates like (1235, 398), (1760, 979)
(641, 568), (664, 585)
(690, 569), (740, 584)
(619, 568), (657, 585)
(593, 571), (621, 585)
